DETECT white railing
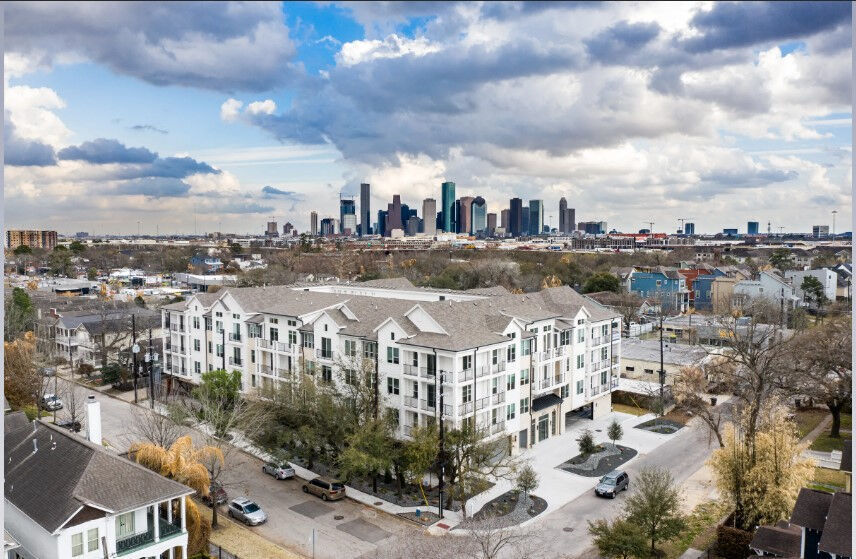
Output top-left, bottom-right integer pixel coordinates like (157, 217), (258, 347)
(612, 332), (621, 341)
(419, 399), (434, 412)
(490, 421), (506, 435)
(256, 339), (272, 350)
(458, 401), (474, 416)
(403, 424), (414, 437)
(476, 364), (491, 378)
(591, 336), (604, 346)
(420, 367), (436, 379)
(492, 360), (507, 374)
(276, 342), (292, 353)
(403, 364), (419, 377)
(228, 357), (242, 366)
(404, 396), (419, 409)
(475, 395), (491, 412)
(315, 349), (333, 360)
(228, 333), (241, 342)
(491, 391), (506, 405)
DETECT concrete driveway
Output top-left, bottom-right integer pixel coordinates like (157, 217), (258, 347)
(55, 377), (419, 559)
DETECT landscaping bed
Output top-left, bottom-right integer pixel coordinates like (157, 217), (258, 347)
(458, 490), (547, 528)
(558, 444), (638, 477)
(635, 418), (685, 434)
(397, 510), (441, 526)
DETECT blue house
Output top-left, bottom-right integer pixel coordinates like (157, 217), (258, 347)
(189, 254), (224, 275)
(692, 269), (727, 311)
(628, 267), (690, 313)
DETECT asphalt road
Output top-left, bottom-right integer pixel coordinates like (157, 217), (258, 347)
(55, 378), (420, 559)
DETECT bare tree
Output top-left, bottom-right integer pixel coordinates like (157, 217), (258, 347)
(672, 366), (726, 447)
(128, 406), (184, 448)
(88, 300), (135, 369)
(58, 383), (86, 429)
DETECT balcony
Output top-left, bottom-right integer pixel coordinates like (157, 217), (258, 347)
(170, 324), (185, 333)
(489, 421), (506, 435)
(420, 399), (436, 412)
(476, 364), (491, 378)
(457, 368), (474, 383)
(591, 336), (604, 346)
(612, 332), (621, 341)
(419, 367), (436, 379)
(458, 401), (474, 416)
(403, 364), (419, 377)
(537, 376), (554, 391)
(228, 357), (242, 366)
(404, 396), (419, 409)
(116, 518), (182, 556)
(228, 332), (242, 342)
(475, 395), (491, 412)
(256, 338), (271, 350)
(403, 424), (415, 437)
(611, 377), (620, 389)
(491, 391), (506, 405)
(315, 349), (333, 361)
(175, 346), (187, 356)
(275, 342), (292, 353)
(492, 360), (507, 374)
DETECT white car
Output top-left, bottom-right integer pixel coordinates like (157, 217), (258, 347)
(227, 498), (267, 526)
(41, 393), (63, 411)
(262, 461), (295, 480)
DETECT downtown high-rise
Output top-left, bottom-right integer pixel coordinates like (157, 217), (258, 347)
(441, 181), (456, 233)
(360, 183), (371, 236)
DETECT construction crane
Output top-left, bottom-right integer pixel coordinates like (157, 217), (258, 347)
(678, 217), (693, 234)
(645, 221), (655, 233)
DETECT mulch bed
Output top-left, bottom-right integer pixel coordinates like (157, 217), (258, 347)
(635, 418), (685, 434)
(457, 490), (547, 529)
(398, 510), (442, 526)
(558, 445), (638, 477)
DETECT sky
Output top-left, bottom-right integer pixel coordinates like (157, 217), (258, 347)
(4, 1), (852, 236)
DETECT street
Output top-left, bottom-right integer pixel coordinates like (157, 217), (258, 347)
(55, 377), (421, 559)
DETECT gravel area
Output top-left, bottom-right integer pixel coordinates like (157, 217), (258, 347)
(397, 510), (442, 526)
(460, 490), (548, 528)
(635, 418), (685, 434)
(558, 445), (638, 477)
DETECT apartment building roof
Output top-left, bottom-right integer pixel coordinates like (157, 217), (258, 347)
(4, 412), (192, 534)
(621, 338), (708, 367)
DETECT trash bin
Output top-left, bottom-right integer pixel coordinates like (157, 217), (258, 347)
(710, 397), (717, 406)
(415, 508), (421, 519)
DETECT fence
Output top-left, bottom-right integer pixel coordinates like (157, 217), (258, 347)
(208, 543), (240, 559)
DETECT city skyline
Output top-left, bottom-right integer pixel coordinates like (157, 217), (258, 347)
(4, 2), (852, 235)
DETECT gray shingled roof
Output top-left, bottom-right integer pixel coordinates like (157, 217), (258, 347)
(358, 277), (416, 290)
(750, 523), (801, 557)
(840, 440), (851, 473)
(5, 415), (192, 533)
(789, 488), (833, 531)
(818, 492), (851, 557)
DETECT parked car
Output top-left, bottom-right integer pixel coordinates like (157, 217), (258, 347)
(39, 367), (56, 377)
(595, 470), (629, 499)
(56, 419), (82, 432)
(302, 477), (346, 501)
(227, 498), (267, 526)
(262, 461), (295, 480)
(40, 393), (63, 411)
(201, 482), (227, 506)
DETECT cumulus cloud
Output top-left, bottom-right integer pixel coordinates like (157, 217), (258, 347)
(246, 99), (277, 116)
(112, 177), (191, 198)
(4, 116), (56, 166)
(220, 98), (244, 121)
(5, 2), (302, 92)
(261, 185), (303, 199)
(58, 138), (157, 164)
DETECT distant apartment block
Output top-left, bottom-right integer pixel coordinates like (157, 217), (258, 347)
(161, 279), (622, 453)
(6, 229), (58, 250)
(747, 221), (759, 235)
(813, 225), (830, 238)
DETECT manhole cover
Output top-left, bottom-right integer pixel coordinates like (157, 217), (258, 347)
(374, 501), (383, 506)
(563, 527), (574, 533)
(595, 429), (602, 432)
(334, 515), (344, 520)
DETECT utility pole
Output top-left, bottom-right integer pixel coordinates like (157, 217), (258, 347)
(147, 329), (154, 409)
(132, 314), (138, 404)
(658, 314), (665, 417)
(221, 328), (226, 370)
(438, 369), (445, 519)
(832, 210), (838, 238)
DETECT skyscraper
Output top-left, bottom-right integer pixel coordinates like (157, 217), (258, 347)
(567, 208), (575, 233)
(385, 195), (402, 236)
(266, 221), (279, 236)
(487, 212), (497, 235)
(340, 198), (356, 235)
(521, 205), (530, 235)
(422, 198), (437, 236)
(360, 183), (371, 236)
(529, 200), (543, 235)
(559, 197), (568, 233)
(501, 209), (509, 230)
(310, 211), (318, 236)
(684, 222), (695, 235)
(747, 221), (759, 235)
(471, 196), (487, 235)
(377, 210), (388, 237)
(458, 196), (475, 234)
(441, 181), (456, 233)
(509, 198), (523, 237)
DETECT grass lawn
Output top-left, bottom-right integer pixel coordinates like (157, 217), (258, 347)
(661, 501), (724, 559)
(612, 403), (648, 416)
(810, 467), (847, 493)
(795, 408), (829, 439)
(810, 430), (852, 452)
(841, 413), (851, 431)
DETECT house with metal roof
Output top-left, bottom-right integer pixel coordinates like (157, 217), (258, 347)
(160, 280), (621, 454)
(4, 397), (192, 559)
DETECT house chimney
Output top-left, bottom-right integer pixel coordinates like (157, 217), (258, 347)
(86, 395), (102, 445)
(32, 439), (38, 453)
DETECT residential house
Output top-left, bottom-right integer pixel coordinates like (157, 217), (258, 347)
(833, 263), (852, 300)
(188, 254), (223, 275)
(785, 268), (839, 304)
(160, 281), (622, 454)
(733, 271), (802, 311)
(4, 398), (193, 559)
(626, 267), (690, 313)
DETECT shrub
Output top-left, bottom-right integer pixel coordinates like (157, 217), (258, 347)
(578, 429), (597, 455)
(77, 363), (95, 377)
(21, 404), (39, 420)
(716, 524), (753, 559)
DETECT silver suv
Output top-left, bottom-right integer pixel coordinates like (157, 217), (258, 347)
(595, 470), (629, 498)
(227, 498), (267, 525)
(262, 461), (295, 480)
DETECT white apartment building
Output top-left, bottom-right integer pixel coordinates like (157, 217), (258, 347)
(161, 279), (621, 453)
(4, 398), (192, 559)
(784, 268), (839, 303)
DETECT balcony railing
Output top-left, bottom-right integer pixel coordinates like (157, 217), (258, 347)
(276, 342), (292, 353)
(228, 333), (242, 342)
(170, 324), (185, 333)
(175, 346), (187, 355)
(228, 357), (242, 366)
(491, 391), (506, 405)
(402, 424), (415, 437)
(459, 401), (474, 416)
(475, 395), (491, 412)
(420, 399), (436, 412)
(315, 349), (333, 360)
(611, 377), (620, 389)
(591, 336), (604, 346)
(612, 332), (621, 341)
(538, 376), (554, 391)
(457, 368), (474, 383)
(420, 367), (436, 379)
(476, 364), (491, 378)
(492, 360), (507, 373)
(256, 339), (272, 350)
(404, 396), (419, 409)
(116, 518), (182, 556)
(489, 421), (506, 435)
(403, 364), (419, 377)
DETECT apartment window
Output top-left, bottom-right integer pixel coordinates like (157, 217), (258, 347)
(251, 375), (256, 388)
(507, 403), (516, 420)
(250, 350), (255, 364)
(462, 355), (472, 370)
(560, 330), (570, 345)
(521, 339), (532, 356)
(491, 408), (499, 425)
(644, 368), (654, 375)
(576, 380), (584, 395)
(194, 362), (201, 375)
(391, 332), (395, 341)
(216, 344), (224, 357)
(71, 533), (83, 557)
(208, 341), (212, 354)
(288, 330), (297, 346)
(520, 397), (530, 414)
(427, 384), (436, 408)
(270, 327), (279, 342)
(542, 365), (549, 381)
(269, 318), (278, 324)
(462, 384), (472, 403)
(492, 349), (500, 365)
(411, 382), (419, 398)
(601, 347), (608, 360)
(387, 347), (400, 364)
(491, 377), (500, 394)
(411, 352), (419, 367)
(519, 368), (529, 386)
(387, 377), (400, 395)
(204, 317), (212, 331)
(321, 337), (332, 359)
(625, 366), (635, 372)
(577, 329), (585, 343)
(302, 333), (314, 348)
(577, 354), (584, 369)
(215, 311), (223, 318)
(288, 319), (297, 327)
(364, 342), (378, 359)
(116, 511), (135, 538)
(507, 373), (516, 391)
(601, 324), (609, 337)
(193, 316), (200, 329)
(345, 369), (357, 386)
(345, 340), (357, 357)
(601, 371), (608, 385)
(194, 339), (200, 352)
(560, 384), (569, 398)
(507, 344), (516, 362)
(322, 365), (332, 383)
(87, 528), (98, 552)
(232, 347), (241, 365)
